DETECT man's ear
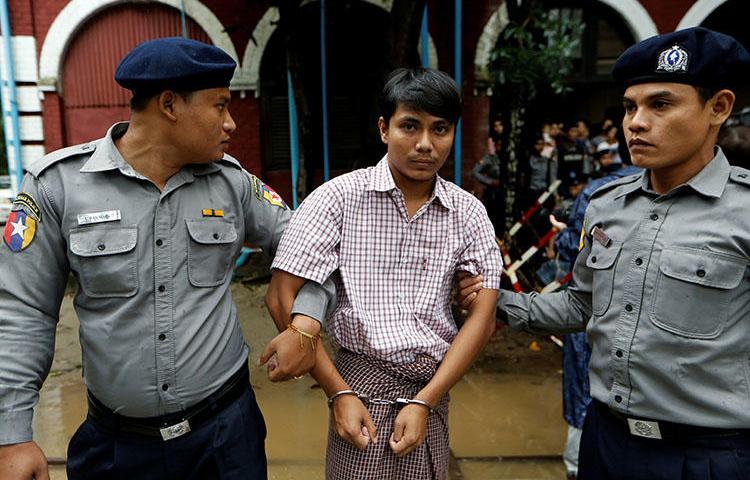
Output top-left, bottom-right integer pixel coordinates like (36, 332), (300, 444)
(710, 89), (736, 127)
(157, 91), (179, 121)
(378, 116), (388, 144)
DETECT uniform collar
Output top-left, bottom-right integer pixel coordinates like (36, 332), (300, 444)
(366, 156), (454, 211)
(620, 147), (730, 199)
(80, 122), (132, 174)
(80, 122), (221, 178)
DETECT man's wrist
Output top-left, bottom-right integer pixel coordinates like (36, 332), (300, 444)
(291, 314), (321, 336)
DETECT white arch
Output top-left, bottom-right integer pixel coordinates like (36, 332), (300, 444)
(38, 0), (239, 91)
(243, 4), (438, 93)
(596, 0), (658, 41)
(473, 0), (659, 82)
(677, 0), (729, 30)
(473, 2), (509, 82)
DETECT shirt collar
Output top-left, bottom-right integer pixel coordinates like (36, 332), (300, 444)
(80, 121), (221, 178)
(619, 147), (730, 200)
(365, 156), (454, 211)
(79, 122), (131, 173)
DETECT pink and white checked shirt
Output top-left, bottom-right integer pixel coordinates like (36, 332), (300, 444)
(272, 157), (502, 363)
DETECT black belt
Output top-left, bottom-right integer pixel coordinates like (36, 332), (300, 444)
(594, 400), (749, 440)
(87, 363), (249, 441)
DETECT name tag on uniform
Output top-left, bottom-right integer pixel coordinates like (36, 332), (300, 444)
(627, 418), (663, 439)
(77, 210), (122, 226)
(590, 226), (612, 247)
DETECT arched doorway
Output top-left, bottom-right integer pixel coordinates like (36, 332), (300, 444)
(258, 1), (391, 190)
(61, 3), (211, 145)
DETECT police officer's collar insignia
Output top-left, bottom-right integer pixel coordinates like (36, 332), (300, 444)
(3, 210), (37, 252)
(252, 176), (287, 209)
(11, 192), (41, 223)
(656, 45), (689, 73)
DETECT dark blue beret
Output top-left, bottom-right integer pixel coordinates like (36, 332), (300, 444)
(115, 37), (236, 95)
(612, 27), (750, 89)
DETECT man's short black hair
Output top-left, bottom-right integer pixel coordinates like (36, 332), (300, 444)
(380, 68), (462, 125)
(696, 86), (721, 104)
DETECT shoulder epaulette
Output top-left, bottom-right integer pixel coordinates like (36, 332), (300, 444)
(589, 173), (641, 200)
(729, 166), (750, 187)
(217, 154), (242, 170)
(26, 141), (99, 178)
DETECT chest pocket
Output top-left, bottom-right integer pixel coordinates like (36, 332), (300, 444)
(586, 240), (622, 316)
(649, 247), (745, 339)
(69, 226), (139, 298)
(186, 219), (238, 287)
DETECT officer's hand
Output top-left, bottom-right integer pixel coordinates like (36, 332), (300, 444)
(457, 273), (484, 307)
(331, 395), (377, 450)
(389, 404), (429, 457)
(0, 441), (49, 480)
(259, 315), (320, 382)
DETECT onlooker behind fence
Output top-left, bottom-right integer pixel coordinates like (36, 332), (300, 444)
(590, 118), (614, 149)
(472, 132), (504, 236)
(487, 115), (504, 155)
(557, 125), (587, 195)
(528, 133), (558, 198)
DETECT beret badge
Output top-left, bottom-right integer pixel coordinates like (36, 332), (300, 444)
(657, 45), (689, 73)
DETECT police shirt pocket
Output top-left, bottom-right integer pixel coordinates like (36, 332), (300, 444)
(649, 248), (745, 339)
(186, 218), (238, 287)
(69, 226), (139, 298)
(586, 240), (621, 316)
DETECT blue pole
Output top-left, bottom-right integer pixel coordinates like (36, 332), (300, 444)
(287, 70), (300, 208)
(320, 0), (330, 181)
(454, 0), (462, 186)
(0, 0), (23, 194)
(179, 0), (188, 37)
(420, 4), (429, 68)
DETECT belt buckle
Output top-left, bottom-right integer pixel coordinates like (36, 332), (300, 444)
(627, 418), (662, 439)
(160, 419), (191, 441)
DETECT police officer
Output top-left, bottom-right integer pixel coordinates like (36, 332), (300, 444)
(0, 38), (330, 479)
(463, 28), (750, 479)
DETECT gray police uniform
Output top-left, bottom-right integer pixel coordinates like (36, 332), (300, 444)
(501, 148), (750, 428)
(0, 122), (330, 445)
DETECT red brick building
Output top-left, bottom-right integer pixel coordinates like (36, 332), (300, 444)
(3, 0), (748, 199)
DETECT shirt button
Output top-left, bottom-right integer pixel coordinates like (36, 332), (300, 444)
(213, 233), (220, 240)
(162, 384), (169, 391)
(697, 269), (706, 278)
(591, 256), (597, 263)
(650, 213), (659, 221)
(156, 239), (163, 247)
(158, 285), (166, 293)
(615, 395), (622, 403)
(158, 333), (166, 341)
(97, 244), (106, 251)
(625, 304), (633, 312)
(635, 258), (643, 266)
(616, 350), (623, 358)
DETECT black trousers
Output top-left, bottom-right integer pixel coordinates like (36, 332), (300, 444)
(579, 401), (750, 480)
(66, 386), (267, 480)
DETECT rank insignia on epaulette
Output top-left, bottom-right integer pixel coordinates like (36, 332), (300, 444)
(3, 210), (37, 252)
(202, 209), (225, 217)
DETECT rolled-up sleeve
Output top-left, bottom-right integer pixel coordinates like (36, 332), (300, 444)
(271, 183), (343, 284)
(456, 202), (503, 289)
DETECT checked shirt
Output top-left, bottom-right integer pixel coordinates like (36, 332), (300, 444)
(272, 157), (502, 364)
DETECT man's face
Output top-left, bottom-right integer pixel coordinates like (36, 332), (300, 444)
(378, 104), (455, 184)
(568, 127), (579, 141)
(533, 139), (544, 154)
(493, 120), (504, 135)
(622, 83), (713, 171)
(175, 87), (236, 163)
(577, 121), (589, 138)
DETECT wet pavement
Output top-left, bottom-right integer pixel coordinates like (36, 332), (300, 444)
(38, 282), (567, 479)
